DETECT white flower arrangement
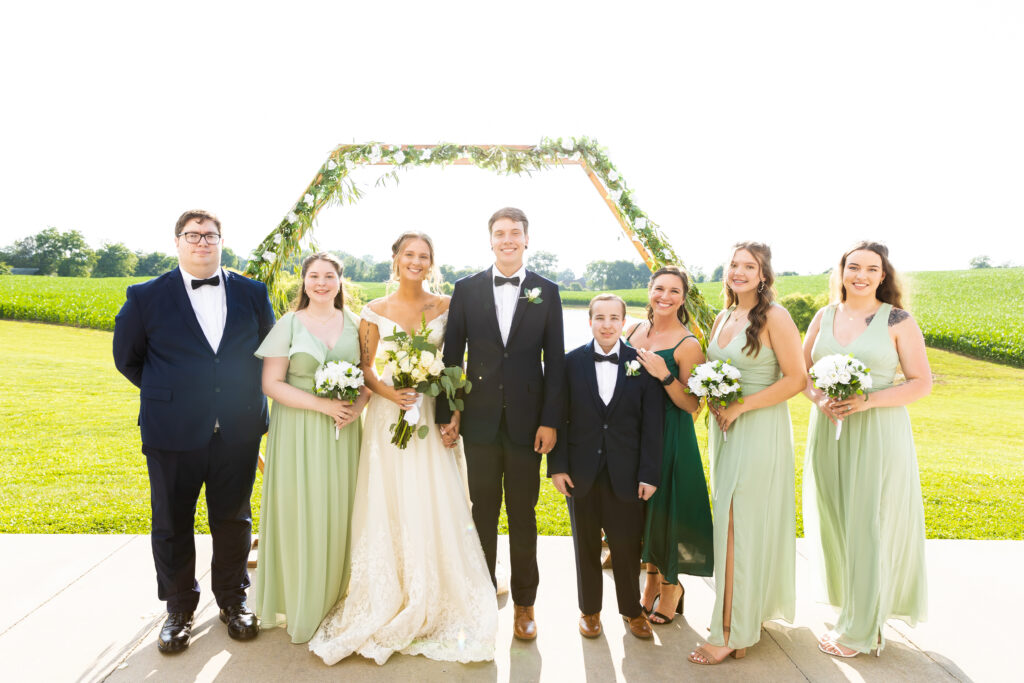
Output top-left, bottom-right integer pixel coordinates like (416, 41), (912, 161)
(421, 148), (433, 161)
(607, 170), (619, 182)
(286, 212), (298, 224)
(625, 359), (641, 377)
(327, 159), (337, 171)
(521, 287), (543, 304)
(635, 217), (648, 231)
(393, 150), (406, 165)
(314, 360), (365, 439)
(380, 317), (472, 449)
(686, 359), (744, 441)
(368, 145), (382, 164)
(609, 189), (622, 203)
(303, 193), (315, 205)
(809, 353), (872, 440)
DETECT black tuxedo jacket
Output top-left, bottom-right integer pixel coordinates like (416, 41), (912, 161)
(437, 267), (565, 446)
(548, 341), (664, 501)
(112, 268), (276, 451)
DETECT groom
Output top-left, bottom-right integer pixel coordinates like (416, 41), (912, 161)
(113, 210), (275, 653)
(438, 207), (565, 640)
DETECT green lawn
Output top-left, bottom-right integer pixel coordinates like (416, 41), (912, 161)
(2, 320), (1020, 539)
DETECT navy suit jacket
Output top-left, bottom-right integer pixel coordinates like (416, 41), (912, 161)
(112, 268), (276, 452)
(437, 267), (565, 446)
(548, 341), (664, 501)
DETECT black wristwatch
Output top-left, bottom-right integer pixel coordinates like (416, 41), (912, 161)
(661, 374), (675, 387)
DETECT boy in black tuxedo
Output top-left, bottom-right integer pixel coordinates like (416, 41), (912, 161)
(548, 294), (663, 640)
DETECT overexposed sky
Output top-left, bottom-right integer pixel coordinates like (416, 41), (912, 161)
(1, 1), (1021, 276)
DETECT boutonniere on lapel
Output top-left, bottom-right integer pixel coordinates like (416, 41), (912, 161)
(625, 360), (641, 377)
(520, 287), (543, 304)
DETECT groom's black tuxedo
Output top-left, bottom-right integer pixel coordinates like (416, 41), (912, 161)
(437, 267), (564, 444)
(438, 266), (565, 607)
(548, 340), (664, 617)
(113, 268), (275, 613)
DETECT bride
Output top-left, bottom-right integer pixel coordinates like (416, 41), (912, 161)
(309, 231), (497, 665)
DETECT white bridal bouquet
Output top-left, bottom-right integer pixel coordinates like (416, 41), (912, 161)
(381, 316), (472, 449)
(808, 353), (872, 440)
(314, 360), (365, 439)
(686, 359), (744, 441)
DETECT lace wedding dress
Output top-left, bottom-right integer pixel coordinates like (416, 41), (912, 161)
(309, 307), (497, 665)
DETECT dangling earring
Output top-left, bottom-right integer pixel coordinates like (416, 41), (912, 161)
(757, 281), (766, 294)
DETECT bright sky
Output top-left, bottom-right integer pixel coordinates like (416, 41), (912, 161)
(2, 1), (1022, 276)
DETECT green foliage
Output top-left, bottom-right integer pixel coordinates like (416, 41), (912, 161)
(779, 292), (829, 332)
(0, 262), (11, 275)
(0, 274), (143, 329)
(6, 320), (1020, 539)
(528, 250), (560, 281)
(92, 242), (139, 277)
(970, 255), (992, 269)
(134, 251), (177, 276)
(0, 227), (96, 276)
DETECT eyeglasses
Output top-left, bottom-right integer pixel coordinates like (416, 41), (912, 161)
(179, 232), (222, 245)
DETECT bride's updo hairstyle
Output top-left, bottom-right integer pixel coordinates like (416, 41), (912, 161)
(724, 241), (776, 357)
(389, 231), (444, 293)
(295, 252), (347, 311)
(646, 265), (691, 327)
(830, 240), (904, 309)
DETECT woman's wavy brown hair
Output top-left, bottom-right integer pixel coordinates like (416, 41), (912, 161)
(646, 265), (691, 327)
(830, 241), (904, 309)
(295, 252), (346, 311)
(724, 241), (776, 357)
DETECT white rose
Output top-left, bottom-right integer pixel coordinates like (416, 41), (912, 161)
(327, 159), (337, 171)
(421, 148), (432, 161)
(429, 358), (445, 375)
(687, 377), (704, 395)
(561, 137), (574, 151)
(710, 386), (723, 398)
(420, 350), (435, 367)
(287, 212), (298, 224)
(412, 367), (427, 383)
(393, 150), (406, 165)
(608, 170), (619, 182)
(303, 193), (314, 205)
(860, 375), (873, 389)
(263, 252), (276, 264)
(399, 357), (413, 373)
(609, 189), (622, 203)
(837, 369), (852, 384)
(635, 217), (648, 231)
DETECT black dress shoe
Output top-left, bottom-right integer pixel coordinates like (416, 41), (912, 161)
(158, 611), (194, 653)
(219, 602), (260, 640)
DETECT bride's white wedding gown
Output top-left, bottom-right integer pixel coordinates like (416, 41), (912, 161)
(309, 307), (497, 665)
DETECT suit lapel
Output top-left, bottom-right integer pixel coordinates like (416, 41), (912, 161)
(479, 267), (503, 346)
(583, 340), (606, 416)
(506, 270), (533, 347)
(604, 345), (630, 416)
(220, 270), (242, 354)
(169, 269), (214, 353)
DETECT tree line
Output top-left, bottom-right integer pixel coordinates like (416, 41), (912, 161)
(0, 228), (244, 277)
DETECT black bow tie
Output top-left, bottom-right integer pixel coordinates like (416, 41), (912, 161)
(494, 275), (520, 287)
(594, 352), (619, 364)
(191, 275), (220, 289)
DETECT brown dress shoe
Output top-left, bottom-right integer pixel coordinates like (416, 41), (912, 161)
(623, 614), (653, 639)
(579, 613), (602, 638)
(513, 604), (537, 640)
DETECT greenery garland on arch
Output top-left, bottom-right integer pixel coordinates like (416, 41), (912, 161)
(244, 137), (716, 341)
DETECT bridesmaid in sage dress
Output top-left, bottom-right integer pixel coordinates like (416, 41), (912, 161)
(689, 243), (806, 666)
(803, 242), (930, 657)
(250, 253), (369, 643)
(626, 266), (714, 626)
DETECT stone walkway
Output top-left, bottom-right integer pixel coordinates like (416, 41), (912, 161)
(0, 535), (1018, 682)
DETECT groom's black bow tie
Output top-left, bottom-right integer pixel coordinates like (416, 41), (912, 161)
(191, 275), (220, 289)
(494, 275), (520, 287)
(594, 352), (619, 364)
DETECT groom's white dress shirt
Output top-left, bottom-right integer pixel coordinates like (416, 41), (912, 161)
(180, 266), (228, 353)
(492, 263), (527, 346)
(595, 340), (620, 405)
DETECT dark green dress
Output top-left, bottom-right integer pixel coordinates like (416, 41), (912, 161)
(633, 335), (714, 581)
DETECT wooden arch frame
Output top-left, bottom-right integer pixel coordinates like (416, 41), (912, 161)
(244, 137), (715, 339)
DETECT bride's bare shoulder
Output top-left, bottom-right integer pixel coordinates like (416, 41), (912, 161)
(365, 297), (389, 315)
(435, 295), (452, 314)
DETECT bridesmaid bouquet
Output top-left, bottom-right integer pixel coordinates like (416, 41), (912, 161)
(381, 316), (473, 449)
(686, 359), (744, 441)
(809, 353), (873, 440)
(314, 360), (365, 439)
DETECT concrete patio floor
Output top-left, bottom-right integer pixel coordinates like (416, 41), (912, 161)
(0, 535), (1019, 682)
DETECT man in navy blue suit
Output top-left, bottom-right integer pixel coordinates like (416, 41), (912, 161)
(548, 294), (663, 640)
(113, 210), (275, 653)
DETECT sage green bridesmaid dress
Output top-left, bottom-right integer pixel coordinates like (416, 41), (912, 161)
(250, 310), (362, 643)
(706, 309), (796, 650)
(804, 303), (927, 653)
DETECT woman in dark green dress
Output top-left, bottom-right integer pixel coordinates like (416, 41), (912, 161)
(626, 265), (714, 625)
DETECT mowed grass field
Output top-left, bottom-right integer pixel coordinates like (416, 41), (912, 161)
(4, 267), (1022, 365)
(2, 320), (1020, 539)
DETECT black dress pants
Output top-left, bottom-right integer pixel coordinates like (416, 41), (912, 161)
(463, 414), (541, 606)
(143, 432), (260, 613)
(567, 466), (644, 618)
